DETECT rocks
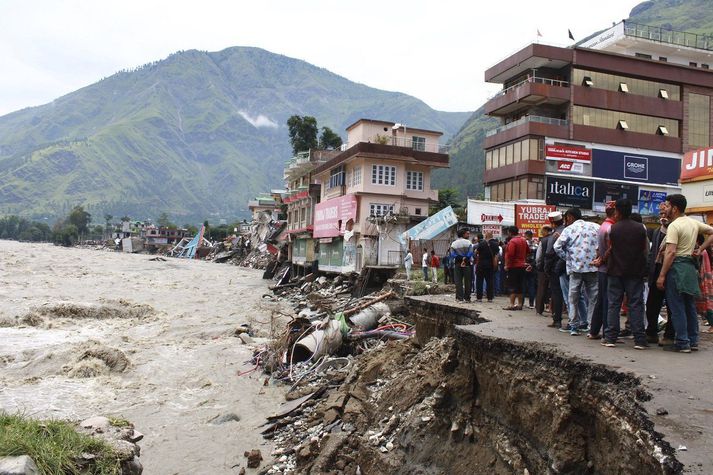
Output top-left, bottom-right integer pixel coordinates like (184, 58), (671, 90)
(238, 333), (254, 345)
(244, 449), (263, 468)
(0, 456), (39, 475)
(208, 413), (241, 425)
(656, 407), (669, 416)
(77, 415), (143, 474)
(80, 416), (111, 431)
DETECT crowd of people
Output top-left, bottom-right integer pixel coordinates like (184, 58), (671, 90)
(440, 194), (713, 353)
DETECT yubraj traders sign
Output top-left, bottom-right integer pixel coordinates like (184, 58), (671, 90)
(515, 204), (556, 234)
(313, 194), (358, 238)
(680, 147), (713, 183)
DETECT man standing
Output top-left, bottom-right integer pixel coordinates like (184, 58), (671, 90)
(553, 208), (599, 335)
(476, 231), (499, 302)
(535, 225), (553, 315)
(504, 226), (529, 310)
(657, 194), (713, 352)
(545, 212), (566, 329)
(589, 201), (616, 339)
(403, 249), (413, 280)
(430, 250), (440, 284)
(450, 229), (474, 302)
(442, 249), (452, 284)
(601, 199), (648, 349)
(421, 248), (429, 281)
(524, 230), (538, 309)
(645, 202), (675, 345)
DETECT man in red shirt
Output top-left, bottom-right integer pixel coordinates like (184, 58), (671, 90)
(504, 226), (529, 310)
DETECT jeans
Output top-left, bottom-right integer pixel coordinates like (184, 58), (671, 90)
(568, 272), (598, 332)
(405, 265), (412, 280)
(549, 272), (564, 324)
(646, 266), (674, 339)
(495, 267), (504, 295)
(560, 274), (587, 327)
(605, 275), (645, 344)
(525, 271), (537, 306)
(454, 265), (473, 301)
(422, 267), (429, 280)
(431, 267), (439, 283)
(590, 272), (609, 336)
(664, 272), (699, 349)
(476, 267), (495, 301)
(535, 271), (549, 314)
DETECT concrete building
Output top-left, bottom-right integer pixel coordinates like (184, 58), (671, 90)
(247, 192), (284, 222)
(311, 119), (449, 274)
(482, 20), (712, 218)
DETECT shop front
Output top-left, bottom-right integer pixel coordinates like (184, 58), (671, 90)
(313, 194), (358, 274)
(680, 147), (713, 224)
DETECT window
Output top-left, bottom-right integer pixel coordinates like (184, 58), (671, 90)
(657, 125), (669, 136)
(617, 120), (629, 130)
(415, 208), (422, 216)
(406, 170), (424, 191)
(352, 166), (362, 186)
(572, 68), (680, 100)
(371, 165), (396, 185)
(703, 64), (710, 70)
(370, 203), (394, 217)
(659, 56), (668, 62)
(619, 82), (629, 93)
(688, 93), (711, 148)
(328, 166), (345, 189)
(582, 76), (594, 87)
(573, 106), (679, 137)
(635, 53), (653, 59)
(690, 62), (698, 68)
(412, 136), (426, 151)
(659, 89), (669, 99)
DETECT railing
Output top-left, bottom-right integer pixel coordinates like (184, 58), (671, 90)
(490, 76), (569, 99)
(624, 21), (713, 52)
(485, 116), (568, 137)
(339, 137), (449, 154)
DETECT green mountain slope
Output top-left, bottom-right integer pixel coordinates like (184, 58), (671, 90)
(436, 0), (713, 201)
(0, 47), (470, 223)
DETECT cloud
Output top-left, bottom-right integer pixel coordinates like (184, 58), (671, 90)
(237, 110), (278, 129)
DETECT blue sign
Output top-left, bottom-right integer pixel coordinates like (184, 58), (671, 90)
(400, 206), (458, 247)
(639, 190), (667, 216)
(592, 149), (679, 186)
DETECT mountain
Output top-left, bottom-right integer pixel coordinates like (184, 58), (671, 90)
(0, 47), (470, 223)
(435, 0), (713, 201)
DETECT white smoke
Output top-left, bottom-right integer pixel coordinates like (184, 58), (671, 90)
(237, 110), (278, 129)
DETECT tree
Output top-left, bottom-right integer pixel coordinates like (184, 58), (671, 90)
(68, 205), (91, 235)
(287, 115), (318, 154)
(431, 188), (465, 220)
(318, 127), (343, 150)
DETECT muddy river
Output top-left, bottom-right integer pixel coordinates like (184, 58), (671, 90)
(0, 240), (290, 474)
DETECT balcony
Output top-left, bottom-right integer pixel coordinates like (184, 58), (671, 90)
(485, 115), (569, 149)
(624, 21), (713, 52)
(283, 149), (339, 180)
(486, 77), (570, 116)
(339, 136), (449, 154)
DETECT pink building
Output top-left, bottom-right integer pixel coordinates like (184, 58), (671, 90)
(311, 119), (449, 273)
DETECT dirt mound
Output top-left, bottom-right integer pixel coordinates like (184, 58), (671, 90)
(25, 300), (154, 323)
(265, 335), (682, 474)
(63, 342), (131, 378)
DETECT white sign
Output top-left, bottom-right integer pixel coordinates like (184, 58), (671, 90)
(467, 200), (515, 226)
(482, 224), (503, 239)
(704, 185), (713, 202)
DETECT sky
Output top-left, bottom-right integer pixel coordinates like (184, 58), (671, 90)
(0, 0), (643, 116)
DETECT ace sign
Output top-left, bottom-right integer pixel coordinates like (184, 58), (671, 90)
(515, 204), (556, 235)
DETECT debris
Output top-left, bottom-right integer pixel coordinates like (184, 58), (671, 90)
(209, 413), (241, 425)
(238, 333), (255, 345)
(677, 445), (687, 451)
(656, 407), (669, 416)
(244, 449), (263, 468)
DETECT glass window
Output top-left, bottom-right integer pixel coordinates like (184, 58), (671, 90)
(369, 203), (394, 216)
(486, 151), (492, 170)
(573, 106), (679, 137)
(371, 165), (396, 185)
(505, 181), (512, 201)
(329, 166), (345, 189)
(412, 136), (426, 151)
(406, 171), (424, 191)
(513, 141), (522, 163)
(505, 144), (513, 165)
(352, 166), (362, 186)
(521, 140), (530, 161)
(512, 179), (519, 199)
(688, 93), (711, 148)
(572, 68), (681, 100)
(520, 178), (528, 199)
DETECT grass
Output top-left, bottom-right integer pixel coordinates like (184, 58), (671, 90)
(0, 412), (122, 475)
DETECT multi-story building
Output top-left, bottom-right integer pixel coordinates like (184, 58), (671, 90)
(311, 119), (449, 273)
(247, 191), (284, 222)
(482, 20), (713, 217)
(283, 149), (338, 275)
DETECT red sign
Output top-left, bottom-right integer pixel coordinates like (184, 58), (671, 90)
(681, 147), (713, 183)
(313, 194), (358, 238)
(481, 213), (504, 223)
(558, 161), (573, 171)
(546, 145), (591, 162)
(515, 204), (556, 234)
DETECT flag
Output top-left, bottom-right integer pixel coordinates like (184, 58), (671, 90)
(568, 29), (575, 41)
(537, 29), (543, 37)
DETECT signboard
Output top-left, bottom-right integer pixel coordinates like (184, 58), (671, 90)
(456, 223), (482, 235)
(545, 145), (591, 162)
(545, 177), (594, 209)
(400, 206), (458, 245)
(467, 200), (514, 225)
(515, 204), (556, 234)
(313, 194), (358, 238)
(704, 185), (713, 203)
(482, 224), (503, 239)
(639, 190), (667, 215)
(593, 182), (639, 212)
(592, 149), (680, 186)
(681, 147), (713, 183)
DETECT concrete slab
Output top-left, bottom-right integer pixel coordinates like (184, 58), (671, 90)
(409, 293), (713, 473)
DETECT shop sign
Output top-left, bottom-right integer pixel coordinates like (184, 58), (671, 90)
(545, 177), (594, 209)
(704, 185), (713, 203)
(681, 147), (713, 183)
(638, 189), (667, 215)
(466, 200), (514, 225)
(482, 224), (503, 239)
(592, 149), (679, 186)
(593, 182), (639, 212)
(515, 204), (556, 234)
(313, 194), (358, 238)
(545, 145), (591, 162)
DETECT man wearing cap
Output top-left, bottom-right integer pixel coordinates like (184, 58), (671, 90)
(589, 201), (616, 339)
(544, 211), (566, 328)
